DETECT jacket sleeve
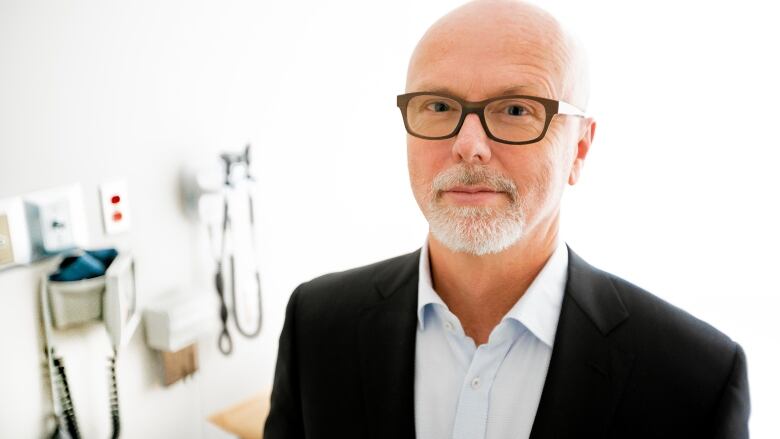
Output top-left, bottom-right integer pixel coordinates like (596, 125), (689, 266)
(264, 285), (306, 439)
(711, 343), (751, 439)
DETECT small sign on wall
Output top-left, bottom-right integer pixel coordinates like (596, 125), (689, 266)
(0, 214), (14, 265)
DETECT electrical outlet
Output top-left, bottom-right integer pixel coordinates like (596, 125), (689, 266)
(26, 197), (76, 254)
(39, 198), (75, 252)
(100, 180), (131, 235)
(23, 185), (88, 258)
(0, 214), (14, 265)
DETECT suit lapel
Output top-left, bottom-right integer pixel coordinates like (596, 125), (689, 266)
(530, 246), (635, 438)
(358, 250), (420, 439)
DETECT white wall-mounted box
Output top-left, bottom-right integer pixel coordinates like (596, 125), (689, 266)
(103, 253), (140, 347)
(47, 275), (105, 328)
(45, 252), (139, 339)
(24, 185), (88, 259)
(144, 292), (217, 352)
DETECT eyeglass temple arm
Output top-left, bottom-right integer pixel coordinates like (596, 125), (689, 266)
(557, 100), (586, 118)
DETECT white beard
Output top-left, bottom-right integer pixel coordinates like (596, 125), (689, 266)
(425, 165), (529, 256)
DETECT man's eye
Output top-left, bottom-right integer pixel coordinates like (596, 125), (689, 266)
(504, 105), (529, 116)
(426, 102), (451, 112)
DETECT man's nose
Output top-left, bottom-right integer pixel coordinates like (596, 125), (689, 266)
(451, 113), (492, 164)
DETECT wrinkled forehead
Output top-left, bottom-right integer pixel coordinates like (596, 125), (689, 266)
(406, 3), (573, 101)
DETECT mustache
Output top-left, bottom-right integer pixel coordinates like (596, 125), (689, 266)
(431, 164), (518, 203)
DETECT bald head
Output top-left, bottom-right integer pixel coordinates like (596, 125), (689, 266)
(406, 0), (589, 109)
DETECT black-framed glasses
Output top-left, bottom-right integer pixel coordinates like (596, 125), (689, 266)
(396, 92), (586, 145)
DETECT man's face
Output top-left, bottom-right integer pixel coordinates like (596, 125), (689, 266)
(405, 5), (588, 255)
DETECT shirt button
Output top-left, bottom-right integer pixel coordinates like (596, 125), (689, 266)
(444, 321), (454, 332)
(471, 377), (481, 389)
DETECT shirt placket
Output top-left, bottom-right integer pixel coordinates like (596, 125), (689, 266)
(447, 321), (515, 439)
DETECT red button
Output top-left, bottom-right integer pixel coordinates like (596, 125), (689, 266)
(113, 212), (123, 222)
(111, 195), (121, 204)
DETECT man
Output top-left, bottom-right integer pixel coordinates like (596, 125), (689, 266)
(264, 0), (750, 438)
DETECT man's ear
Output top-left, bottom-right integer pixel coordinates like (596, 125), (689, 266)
(568, 117), (596, 185)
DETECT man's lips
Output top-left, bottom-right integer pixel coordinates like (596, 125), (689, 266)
(440, 185), (506, 204)
(445, 185), (501, 194)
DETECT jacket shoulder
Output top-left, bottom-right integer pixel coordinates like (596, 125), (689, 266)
(599, 269), (741, 405)
(585, 266), (748, 432)
(605, 271), (736, 354)
(294, 249), (420, 314)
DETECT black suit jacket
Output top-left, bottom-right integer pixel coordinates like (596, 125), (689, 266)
(264, 246), (750, 438)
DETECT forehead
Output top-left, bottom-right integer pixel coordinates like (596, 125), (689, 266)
(410, 75), (556, 102)
(406, 6), (569, 101)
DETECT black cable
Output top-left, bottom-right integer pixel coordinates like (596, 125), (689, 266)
(107, 349), (120, 439)
(214, 196), (234, 355)
(229, 255), (263, 338)
(215, 259), (234, 356)
(52, 355), (80, 439)
(229, 191), (263, 338)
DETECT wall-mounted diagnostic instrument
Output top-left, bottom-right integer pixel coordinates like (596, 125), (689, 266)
(41, 249), (139, 439)
(181, 144), (263, 355)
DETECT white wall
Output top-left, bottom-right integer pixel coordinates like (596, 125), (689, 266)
(0, 0), (777, 437)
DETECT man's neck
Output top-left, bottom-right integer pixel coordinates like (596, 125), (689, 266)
(427, 218), (560, 345)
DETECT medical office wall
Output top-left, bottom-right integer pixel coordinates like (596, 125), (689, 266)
(1, 0), (779, 438)
(0, 1), (341, 437)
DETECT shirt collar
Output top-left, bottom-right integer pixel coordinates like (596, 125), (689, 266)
(416, 236), (568, 347)
(417, 238), (446, 331)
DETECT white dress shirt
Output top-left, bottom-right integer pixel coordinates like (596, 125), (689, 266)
(414, 237), (569, 439)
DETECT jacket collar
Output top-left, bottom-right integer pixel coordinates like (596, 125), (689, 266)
(357, 249), (420, 439)
(530, 245), (634, 438)
(563, 245), (630, 335)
